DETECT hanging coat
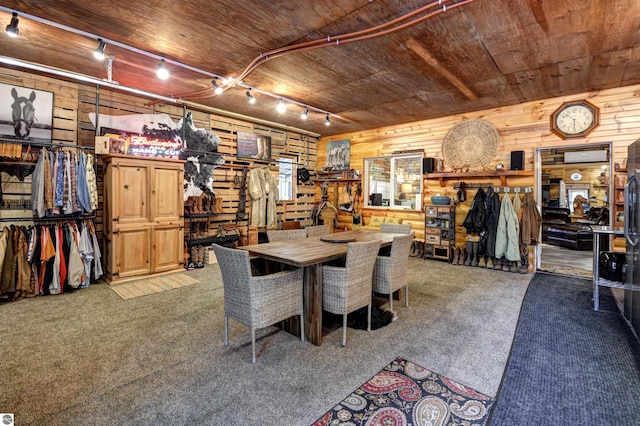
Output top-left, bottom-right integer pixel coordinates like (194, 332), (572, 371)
(263, 168), (279, 229)
(248, 167), (267, 228)
(520, 193), (542, 245)
(463, 188), (487, 235)
(481, 188), (501, 258)
(495, 194), (520, 261)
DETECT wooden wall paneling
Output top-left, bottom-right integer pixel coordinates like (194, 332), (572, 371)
(321, 84), (640, 251)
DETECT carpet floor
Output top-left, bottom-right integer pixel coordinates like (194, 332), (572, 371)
(489, 272), (640, 426)
(314, 357), (494, 425)
(0, 258), (532, 425)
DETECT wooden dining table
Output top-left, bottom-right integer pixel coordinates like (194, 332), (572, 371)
(239, 229), (401, 346)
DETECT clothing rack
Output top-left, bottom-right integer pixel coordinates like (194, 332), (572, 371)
(452, 183), (533, 193)
(0, 138), (95, 151)
(0, 214), (96, 223)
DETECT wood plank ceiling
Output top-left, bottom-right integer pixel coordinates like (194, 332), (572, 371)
(1, 0), (639, 136)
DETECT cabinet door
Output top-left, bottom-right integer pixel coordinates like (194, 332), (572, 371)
(114, 161), (150, 224)
(152, 165), (183, 223)
(113, 227), (151, 278)
(151, 225), (183, 272)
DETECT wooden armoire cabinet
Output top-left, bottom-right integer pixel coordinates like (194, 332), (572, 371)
(102, 155), (185, 285)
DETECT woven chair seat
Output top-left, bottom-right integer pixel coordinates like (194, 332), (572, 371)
(372, 233), (414, 313)
(212, 244), (304, 363)
(322, 240), (381, 346)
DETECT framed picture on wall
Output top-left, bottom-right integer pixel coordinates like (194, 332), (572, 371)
(237, 131), (271, 160)
(0, 82), (54, 143)
(326, 139), (350, 170)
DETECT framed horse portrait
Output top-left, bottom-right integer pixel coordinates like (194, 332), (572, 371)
(0, 82), (54, 143)
(326, 139), (350, 170)
(237, 131), (271, 161)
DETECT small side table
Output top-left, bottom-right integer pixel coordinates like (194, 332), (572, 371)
(591, 225), (625, 311)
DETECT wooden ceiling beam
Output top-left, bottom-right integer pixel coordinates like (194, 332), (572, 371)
(405, 38), (478, 100)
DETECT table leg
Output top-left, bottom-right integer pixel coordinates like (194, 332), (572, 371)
(304, 264), (323, 346)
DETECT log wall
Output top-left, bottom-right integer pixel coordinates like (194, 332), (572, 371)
(319, 84), (640, 248)
(1, 67), (318, 243)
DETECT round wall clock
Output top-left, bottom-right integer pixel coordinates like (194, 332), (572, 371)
(550, 100), (599, 139)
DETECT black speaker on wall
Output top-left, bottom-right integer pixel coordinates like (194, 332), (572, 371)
(510, 150), (524, 170)
(423, 157), (435, 174)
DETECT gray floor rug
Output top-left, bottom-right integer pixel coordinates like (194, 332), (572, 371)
(0, 258), (532, 425)
(489, 272), (640, 426)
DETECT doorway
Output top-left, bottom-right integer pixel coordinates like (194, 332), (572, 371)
(536, 143), (612, 277)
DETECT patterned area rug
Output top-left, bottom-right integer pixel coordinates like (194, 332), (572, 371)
(313, 357), (494, 425)
(110, 274), (200, 300)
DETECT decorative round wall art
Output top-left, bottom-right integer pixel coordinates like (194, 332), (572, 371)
(442, 119), (499, 171)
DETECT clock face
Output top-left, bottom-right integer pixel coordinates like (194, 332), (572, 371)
(556, 106), (594, 134)
(551, 100), (599, 139)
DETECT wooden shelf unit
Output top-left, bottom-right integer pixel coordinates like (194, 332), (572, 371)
(423, 204), (456, 261)
(425, 170), (534, 187)
(613, 168), (627, 252)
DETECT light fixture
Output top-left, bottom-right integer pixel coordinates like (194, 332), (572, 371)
(93, 38), (106, 60)
(276, 98), (287, 113)
(246, 88), (255, 104)
(156, 59), (169, 80)
(300, 107), (308, 120)
(5, 12), (19, 37)
(325, 114), (331, 126)
(212, 78), (224, 94)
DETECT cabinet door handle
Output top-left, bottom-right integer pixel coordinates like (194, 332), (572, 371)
(124, 184), (129, 190)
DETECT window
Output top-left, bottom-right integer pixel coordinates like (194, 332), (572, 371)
(278, 156), (295, 201)
(364, 155), (422, 210)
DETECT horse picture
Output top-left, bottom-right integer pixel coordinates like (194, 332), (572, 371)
(0, 83), (53, 142)
(326, 139), (350, 170)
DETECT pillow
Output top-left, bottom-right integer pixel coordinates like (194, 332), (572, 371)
(384, 217), (403, 225)
(369, 216), (385, 227)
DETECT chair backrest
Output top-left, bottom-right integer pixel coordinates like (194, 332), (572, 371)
(211, 244), (251, 310)
(379, 223), (413, 234)
(305, 225), (330, 238)
(266, 229), (308, 242)
(389, 233), (414, 267)
(345, 240), (382, 285)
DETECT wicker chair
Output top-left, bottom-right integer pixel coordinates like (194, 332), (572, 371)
(372, 233), (414, 312)
(211, 244), (304, 363)
(305, 225), (330, 238)
(379, 223), (413, 234)
(323, 240), (381, 346)
(266, 229), (308, 242)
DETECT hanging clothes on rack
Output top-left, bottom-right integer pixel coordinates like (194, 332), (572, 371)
(1, 218), (102, 301)
(520, 193), (542, 246)
(481, 188), (501, 262)
(495, 193), (520, 262)
(76, 152), (92, 213)
(30, 148), (98, 218)
(86, 154), (98, 211)
(248, 166), (279, 229)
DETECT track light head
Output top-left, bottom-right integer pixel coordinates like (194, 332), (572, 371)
(93, 38), (106, 60)
(156, 59), (169, 80)
(325, 114), (331, 126)
(300, 107), (309, 120)
(212, 78), (224, 95)
(277, 98), (287, 113)
(246, 89), (255, 104)
(5, 12), (19, 37)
